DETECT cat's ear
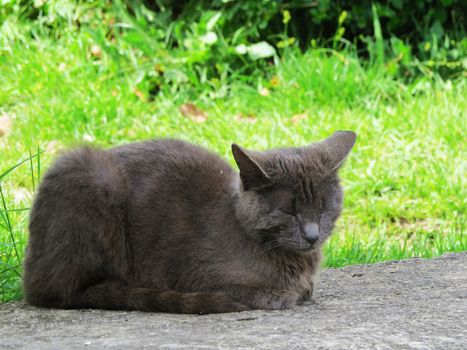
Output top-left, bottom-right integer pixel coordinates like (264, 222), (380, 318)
(232, 144), (271, 191)
(319, 131), (356, 170)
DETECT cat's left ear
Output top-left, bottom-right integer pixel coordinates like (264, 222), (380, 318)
(319, 131), (357, 170)
(232, 144), (271, 191)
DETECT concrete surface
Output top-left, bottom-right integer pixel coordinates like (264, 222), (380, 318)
(1, 252), (466, 349)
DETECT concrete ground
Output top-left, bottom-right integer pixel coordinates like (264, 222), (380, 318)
(1, 252), (466, 349)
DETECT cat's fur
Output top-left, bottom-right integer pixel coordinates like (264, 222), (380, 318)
(23, 131), (356, 314)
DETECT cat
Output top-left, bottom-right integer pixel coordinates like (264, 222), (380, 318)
(23, 131), (356, 314)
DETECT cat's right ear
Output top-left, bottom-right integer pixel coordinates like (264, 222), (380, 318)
(319, 131), (357, 171)
(232, 144), (271, 191)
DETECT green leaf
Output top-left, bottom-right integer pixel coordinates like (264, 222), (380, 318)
(200, 32), (218, 45)
(247, 42), (276, 60)
(206, 12), (222, 31)
(235, 44), (247, 55)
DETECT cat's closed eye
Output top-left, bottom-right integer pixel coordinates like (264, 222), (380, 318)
(281, 197), (297, 216)
(262, 188), (297, 216)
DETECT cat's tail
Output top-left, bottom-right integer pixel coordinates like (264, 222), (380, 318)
(74, 281), (248, 314)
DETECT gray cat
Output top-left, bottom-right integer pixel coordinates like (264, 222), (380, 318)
(23, 131), (356, 314)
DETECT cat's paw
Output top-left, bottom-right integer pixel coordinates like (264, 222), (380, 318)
(191, 293), (249, 314)
(253, 290), (299, 310)
(298, 285), (314, 304)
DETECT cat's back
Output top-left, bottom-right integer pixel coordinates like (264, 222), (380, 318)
(113, 139), (227, 169)
(111, 139), (235, 187)
(110, 139), (237, 211)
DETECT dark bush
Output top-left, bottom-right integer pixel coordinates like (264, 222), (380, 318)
(141, 0), (466, 58)
(2, 0), (465, 83)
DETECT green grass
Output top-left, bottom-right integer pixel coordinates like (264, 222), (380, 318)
(0, 6), (466, 302)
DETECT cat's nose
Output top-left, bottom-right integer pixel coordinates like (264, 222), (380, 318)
(303, 223), (320, 245)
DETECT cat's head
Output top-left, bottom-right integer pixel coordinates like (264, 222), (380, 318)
(233, 131), (356, 253)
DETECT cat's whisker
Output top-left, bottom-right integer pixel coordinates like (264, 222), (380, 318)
(259, 241), (284, 252)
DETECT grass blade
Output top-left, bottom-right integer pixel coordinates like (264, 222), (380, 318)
(372, 3), (384, 66)
(0, 184), (19, 266)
